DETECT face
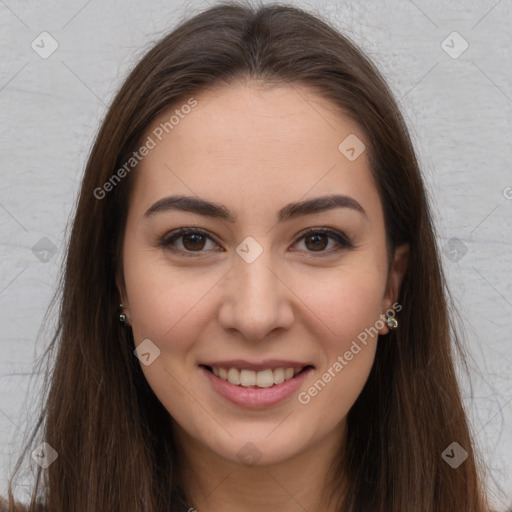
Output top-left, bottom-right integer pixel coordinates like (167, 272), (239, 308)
(117, 82), (408, 467)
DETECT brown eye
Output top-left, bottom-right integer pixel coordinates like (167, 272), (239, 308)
(293, 228), (353, 255)
(181, 233), (207, 251)
(304, 233), (329, 251)
(160, 228), (220, 256)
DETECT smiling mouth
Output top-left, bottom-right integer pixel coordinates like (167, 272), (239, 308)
(201, 365), (314, 388)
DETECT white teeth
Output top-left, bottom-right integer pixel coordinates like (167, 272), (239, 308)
(210, 366), (305, 388)
(227, 368), (240, 385)
(240, 369), (256, 387)
(256, 369), (274, 388)
(273, 367), (284, 384)
(284, 368), (294, 380)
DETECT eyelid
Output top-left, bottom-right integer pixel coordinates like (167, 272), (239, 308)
(158, 227), (220, 257)
(158, 226), (353, 256)
(295, 226), (353, 249)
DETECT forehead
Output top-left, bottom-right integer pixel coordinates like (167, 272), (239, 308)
(129, 82), (382, 223)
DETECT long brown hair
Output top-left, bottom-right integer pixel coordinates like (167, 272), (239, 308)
(4, 2), (491, 511)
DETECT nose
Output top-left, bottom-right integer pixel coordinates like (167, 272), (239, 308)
(218, 246), (295, 342)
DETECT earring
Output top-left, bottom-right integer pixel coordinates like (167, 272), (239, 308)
(386, 315), (398, 330)
(119, 303), (127, 327)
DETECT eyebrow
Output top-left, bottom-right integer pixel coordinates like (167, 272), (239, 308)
(143, 194), (367, 223)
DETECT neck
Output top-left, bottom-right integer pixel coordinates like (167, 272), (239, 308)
(173, 421), (347, 512)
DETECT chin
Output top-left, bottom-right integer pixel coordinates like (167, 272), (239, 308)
(199, 426), (315, 467)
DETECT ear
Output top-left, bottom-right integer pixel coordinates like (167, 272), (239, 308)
(378, 243), (409, 335)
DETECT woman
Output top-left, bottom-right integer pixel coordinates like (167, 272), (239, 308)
(3, 2), (491, 511)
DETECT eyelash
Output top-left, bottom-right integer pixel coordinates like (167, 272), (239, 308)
(158, 226), (353, 258)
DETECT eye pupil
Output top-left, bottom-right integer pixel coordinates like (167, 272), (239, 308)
(305, 234), (328, 251)
(183, 234), (205, 250)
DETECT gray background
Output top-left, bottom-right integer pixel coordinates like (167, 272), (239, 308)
(0, 0), (511, 509)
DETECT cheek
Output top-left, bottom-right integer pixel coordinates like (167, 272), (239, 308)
(293, 266), (384, 411)
(295, 263), (386, 343)
(124, 254), (217, 417)
(124, 247), (222, 354)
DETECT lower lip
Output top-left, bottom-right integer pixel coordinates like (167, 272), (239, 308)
(200, 366), (313, 408)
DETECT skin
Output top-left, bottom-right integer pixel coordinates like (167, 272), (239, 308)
(117, 81), (409, 512)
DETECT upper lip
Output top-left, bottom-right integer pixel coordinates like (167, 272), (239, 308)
(200, 359), (314, 371)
